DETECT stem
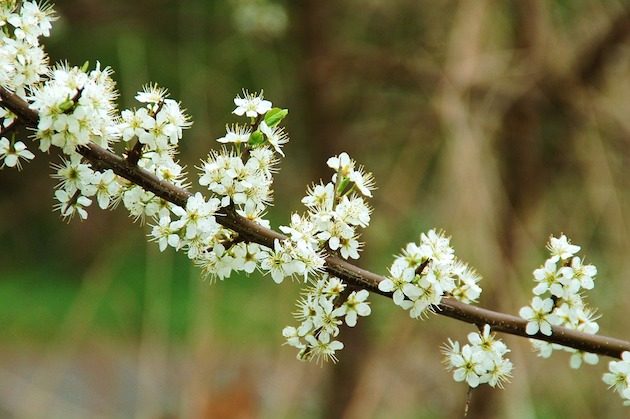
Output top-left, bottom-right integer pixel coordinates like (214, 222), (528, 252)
(63, 189), (82, 215)
(126, 99), (165, 166)
(126, 139), (144, 165)
(415, 259), (430, 276)
(1, 85), (630, 359)
(0, 120), (21, 137)
(464, 386), (473, 417)
(250, 114), (263, 131)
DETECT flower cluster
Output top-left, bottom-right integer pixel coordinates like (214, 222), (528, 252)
(519, 234), (600, 368)
(51, 155), (120, 219)
(282, 275), (371, 363)
(25, 61), (121, 219)
(119, 84), (191, 155)
(118, 85), (192, 224)
(0, 1), (53, 97)
(43, 81), (191, 222)
(254, 151), (375, 286)
(442, 325), (513, 388)
(198, 90), (283, 216)
(379, 229), (482, 318)
(276, 153), (376, 360)
(296, 152), (374, 257)
(603, 352), (630, 405)
(258, 237), (325, 284)
(30, 63), (119, 153)
(0, 1), (54, 170)
(185, 91), (295, 280)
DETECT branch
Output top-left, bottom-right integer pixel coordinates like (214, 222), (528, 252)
(2, 86), (629, 359)
(576, 7), (630, 88)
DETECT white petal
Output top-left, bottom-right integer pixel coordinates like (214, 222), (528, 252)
(525, 322), (539, 335)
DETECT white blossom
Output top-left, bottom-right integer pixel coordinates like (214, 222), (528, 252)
(150, 215), (181, 252)
(333, 289), (371, 327)
(259, 120), (288, 156)
(0, 138), (34, 169)
(443, 325), (513, 389)
(216, 124), (251, 145)
(54, 188), (91, 220)
(603, 352), (630, 405)
(519, 296), (558, 336)
(547, 234), (581, 262)
(232, 89), (272, 117)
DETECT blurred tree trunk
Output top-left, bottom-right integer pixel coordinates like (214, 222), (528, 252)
(497, 0), (546, 266)
(294, 2), (371, 418)
(295, 0), (340, 169)
(491, 3), (630, 417)
(498, 3), (630, 263)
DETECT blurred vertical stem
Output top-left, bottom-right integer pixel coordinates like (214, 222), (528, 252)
(293, 1), (370, 417)
(439, 0), (502, 417)
(116, 31), (149, 107)
(18, 240), (128, 418)
(135, 241), (173, 418)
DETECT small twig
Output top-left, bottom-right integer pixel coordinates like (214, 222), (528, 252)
(126, 140), (144, 165)
(0, 120), (21, 137)
(249, 114), (263, 131)
(464, 386), (474, 417)
(334, 283), (357, 309)
(415, 259), (430, 276)
(67, 88), (84, 112)
(62, 189), (82, 215)
(126, 99), (166, 166)
(216, 234), (246, 251)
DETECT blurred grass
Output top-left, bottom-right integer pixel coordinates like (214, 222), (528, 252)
(0, 242), (296, 346)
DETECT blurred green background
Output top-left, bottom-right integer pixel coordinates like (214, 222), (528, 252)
(1, 0), (630, 417)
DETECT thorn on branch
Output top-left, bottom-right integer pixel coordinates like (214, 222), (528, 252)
(126, 140), (144, 165)
(67, 88), (84, 113)
(211, 234), (246, 252)
(62, 188), (83, 215)
(334, 283), (356, 309)
(250, 113), (263, 131)
(125, 98), (165, 166)
(415, 259), (431, 276)
(0, 120), (21, 138)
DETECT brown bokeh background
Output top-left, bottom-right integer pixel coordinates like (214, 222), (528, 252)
(1, 0), (630, 417)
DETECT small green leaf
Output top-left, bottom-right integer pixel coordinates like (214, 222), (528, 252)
(264, 108), (288, 128)
(58, 97), (75, 112)
(337, 177), (351, 195)
(80, 60), (90, 73)
(248, 130), (265, 147)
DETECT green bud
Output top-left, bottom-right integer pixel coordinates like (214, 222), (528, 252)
(264, 108), (288, 128)
(248, 130), (265, 147)
(58, 97), (75, 112)
(81, 60), (90, 73)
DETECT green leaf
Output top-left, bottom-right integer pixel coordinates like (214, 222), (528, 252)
(58, 97), (75, 112)
(264, 108), (288, 128)
(248, 130), (265, 147)
(337, 177), (351, 195)
(80, 60), (90, 73)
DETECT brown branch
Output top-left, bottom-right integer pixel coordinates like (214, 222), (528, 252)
(0, 120), (22, 138)
(125, 139), (144, 166)
(576, 7), (630, 88)
(1, 85), (629, 359)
